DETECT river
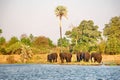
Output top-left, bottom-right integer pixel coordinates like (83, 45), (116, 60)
(0, 64), (120, 80)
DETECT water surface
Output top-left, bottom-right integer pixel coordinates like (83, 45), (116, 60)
(0, 64), (120, 80)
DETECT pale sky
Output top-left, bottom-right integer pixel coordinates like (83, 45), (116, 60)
(0, 0), (120, 44)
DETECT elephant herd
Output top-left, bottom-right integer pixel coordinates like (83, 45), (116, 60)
(47, 52), (102, 63)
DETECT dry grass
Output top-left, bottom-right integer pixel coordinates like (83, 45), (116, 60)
(0, 54), (120, 65)
(102, 54), (120, 65)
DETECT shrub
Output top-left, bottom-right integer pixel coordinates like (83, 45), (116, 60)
(6, 55), (16, 63)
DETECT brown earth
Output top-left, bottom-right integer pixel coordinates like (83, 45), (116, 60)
(0, 54), (120, 65)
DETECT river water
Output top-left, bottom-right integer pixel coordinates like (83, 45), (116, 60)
(0, 64), (120, 80)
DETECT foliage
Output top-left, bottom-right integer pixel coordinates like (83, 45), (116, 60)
(29, 34), (34, 42)
(65, 20), (102, 52)
(98, 40), (106, 53)
(7, 36), (19, 47)
(6, 55), (16, 63)
(65, 27), (81, 45)
(5, 41), (33, 63)
(0, 37), (6, 45)
(20, 44), (33, 63)
(48, 38), (55, 47)
(33, 36), (49, 48)
(32, 36), (55, 53)
(0, 37), (6, 54)
(21, 37), (31, 46)
(0, 29), (2, 35)
(55, 5), (67, 19)
(6, 42), (23, 54)
(103, 16), (120, 54)
(57, 37), (70, 47)
(0, 47), (6, 54)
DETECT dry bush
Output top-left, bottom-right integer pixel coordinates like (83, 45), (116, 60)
(6, 55), (16, 63)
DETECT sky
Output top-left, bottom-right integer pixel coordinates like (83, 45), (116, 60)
(0, 0), (120, 44)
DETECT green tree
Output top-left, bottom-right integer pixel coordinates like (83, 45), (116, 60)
(98, 40), (106, 54)
(55, 5), (67, 52)
(0, 29), (2, 35)
(66, 20), (102, 52)
(66, 27), (81, 46)
(48, 38), (55, 47)
(29, 34), (34, 42)
(21, 37), (31, 46)
(57, 37), (70, 47)
(0, 37), (6, 54)
(103, 16), (120, 54)
(7, 36), (19, 47)
(0, 37), (6, 45)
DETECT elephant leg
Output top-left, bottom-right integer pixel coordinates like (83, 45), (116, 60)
(53, 58), (57, 62)
(55, 59), (57, 62)
(65, 57), (68, 62)
(94, 58), (97, 63)
(78, 56), (81, 62)
(77, 56), (79, 62)
(61, 58), (64, 63)
(50, 59), (52, 62)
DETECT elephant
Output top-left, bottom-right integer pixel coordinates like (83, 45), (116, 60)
(59, 53), (72, 63)
(76, 52), (84, 62)
(76, 52), (90, 62)
(47, 53), (58, 62)
(83, 52), (90, 62)
(91, 52), (102, 63)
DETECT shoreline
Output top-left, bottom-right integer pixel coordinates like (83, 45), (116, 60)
(0, 54), (120, 66)
(0, 62), (120, 66)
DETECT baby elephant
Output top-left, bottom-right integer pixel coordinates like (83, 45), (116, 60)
(47, 53), (58, 62)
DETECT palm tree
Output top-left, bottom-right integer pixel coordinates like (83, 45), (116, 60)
(55, 5), (67, 52)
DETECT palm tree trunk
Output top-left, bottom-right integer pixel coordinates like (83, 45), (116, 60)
(59, 18), (62, 53)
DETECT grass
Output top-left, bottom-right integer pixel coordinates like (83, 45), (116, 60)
(0, 54), (120, 65)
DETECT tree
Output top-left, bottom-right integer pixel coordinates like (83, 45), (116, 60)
(98, 40), (106, 54)
(0, 37), (6, 45)
(29, 34), (34, 42)
(55, 5), (67, 52)
(0, 37), (6, 54)
(65, 20), (102, 52)
(21, 37), (31, 46)
(57, 37), (70, 47)
(32, 36), (54, 54)
(66, 27), (81, 46)
(32, 36), (53, 48)
(103, 16), (120, 54)
(0, 29), (2, 35)
(7, 36), (19, 47)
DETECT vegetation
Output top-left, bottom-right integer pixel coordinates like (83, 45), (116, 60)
(55, 5), (68, 52)
(0, 6), (120, 64)
(103, 16), (120, 54)
(65, 20), (102, 52)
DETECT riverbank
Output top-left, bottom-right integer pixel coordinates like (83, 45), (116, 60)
(0, 54), (120, 66)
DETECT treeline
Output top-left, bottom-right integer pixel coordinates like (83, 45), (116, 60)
(0, 16), (120, 55)
(0, 34), (55, 55)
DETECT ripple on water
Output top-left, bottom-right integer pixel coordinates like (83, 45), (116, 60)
(0, 64), (120, 80)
